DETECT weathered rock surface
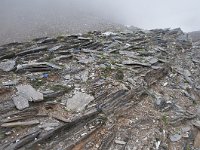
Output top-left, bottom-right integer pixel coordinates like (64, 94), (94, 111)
(16, 85), (43, 102)
(1, 27), (200, 150)
(12, 94), (30, 110)
(0, 59), (15, 71)
(66, 92), (94, 112)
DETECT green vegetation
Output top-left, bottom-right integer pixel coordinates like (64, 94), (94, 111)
(50, 84), (74, 93)
(31, 78), (46, 89)
(161, 114), (169, 125)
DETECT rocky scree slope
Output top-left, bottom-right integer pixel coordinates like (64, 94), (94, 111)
(0, 28), (200, 150)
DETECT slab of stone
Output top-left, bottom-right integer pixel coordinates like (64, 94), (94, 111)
(2, 80), (18, 87)
(115, 140), (127, 145)
(1, 120), (40, 127)
(0, 59), (15, 71)
(122, 60), (151, 67)
(16, 85), (43, 102)
(170, 134), (182, 142)
(16, 46), (47, 56)
(12, 95), (29, 110)
(119, 50), (139, 58)
(39, 122), (59, 131)
(78, 57), (95, 64)
(49, 45), (62, 52)
(64, 74), (71, 80)
(66, 92), (94, 112)
(16, 62), (62, 72)
(81, 70), (89, 82)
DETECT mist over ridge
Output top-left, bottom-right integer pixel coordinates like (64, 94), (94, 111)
(0, 0), (199, 44)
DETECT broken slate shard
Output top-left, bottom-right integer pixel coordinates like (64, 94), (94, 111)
(16, 85), (43, 102)
(0, 28), (198, 149)
(66, 92), (94, 112)
(49, 45), (62, 52)
(17, 46), (48, 56)
(16, 62), (62, 72)
(115, 140), (127, 145)
(12, 94), (30, 110)
(0, 59), (15, 72)
(12, 85), (43, 110)
(1, 120), (40, 127)
(122, 60), (151, 67)
(170, 134), (182, 142)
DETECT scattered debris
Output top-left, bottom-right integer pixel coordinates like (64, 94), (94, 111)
(0, 27), (199, 149)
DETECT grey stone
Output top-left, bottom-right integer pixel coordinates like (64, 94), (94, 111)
(170, 134), (182, 142)
(12, 95), (29, 110)
(78, 57), (94, 64)
(154, 97), (168, 109)
(1, 120), (40, 127)
(2, 80), (18, 87)
(16, 62), (62, 72)
(66, 92), (94, 112)
(0, 59), (15, 71)
(119, 51), (139, 58)
(16, 85), (43, 102)
(64, 74), (71, 80)
(148, 58), (158, 64)
(99, 64), (106, 69)
(78, 37), (91, 40)
(184, 69), (192, 77)
(115, 140), (126, 145)
(81, 70), (89, 82)
(49, 45), (62, 52)
(17, 46), (48, 56)
(192, 120), (200, 129)
(122, 60), (151, 67)
(181, 126), (191, 133)
(39, 122), (59, 131)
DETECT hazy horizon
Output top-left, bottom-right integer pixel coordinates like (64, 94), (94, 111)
(0, 0), (199, 44)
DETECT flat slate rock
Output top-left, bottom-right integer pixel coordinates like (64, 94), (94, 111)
(17, 46), (48, 56)
(170, 134), (182, 142)
(122, 60), (151, 67)
(0, 59), (15, 71)
(1, 120), (40, 127)
(12, 94), (30, 110)
(16, 62), (62, 72)
(66, 92), (94, 112)
(16, 85), (44, 102)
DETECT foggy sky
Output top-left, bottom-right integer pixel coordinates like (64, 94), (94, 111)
(83, 0), (200, 31)
(0, 0), (199, 44)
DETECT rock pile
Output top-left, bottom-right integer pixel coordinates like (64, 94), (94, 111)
(0, 27), (200, 149)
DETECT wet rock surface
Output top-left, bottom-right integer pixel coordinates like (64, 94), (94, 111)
(0, 27), (200, 149)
